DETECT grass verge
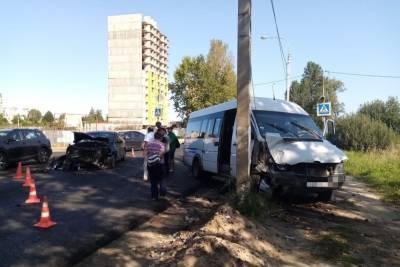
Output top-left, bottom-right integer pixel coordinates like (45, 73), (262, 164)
(345, 146), (400, 205)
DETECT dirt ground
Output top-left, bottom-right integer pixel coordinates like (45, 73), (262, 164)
(77, 177), (400, 267)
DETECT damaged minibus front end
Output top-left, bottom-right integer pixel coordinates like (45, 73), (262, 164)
(251, 109), (347, 200)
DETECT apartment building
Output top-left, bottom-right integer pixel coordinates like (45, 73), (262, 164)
(107, 14), (169, 126)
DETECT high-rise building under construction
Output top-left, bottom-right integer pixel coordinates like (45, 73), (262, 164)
(107, 14), (169, 126)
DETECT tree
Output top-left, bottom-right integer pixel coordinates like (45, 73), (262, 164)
(170, 39), (236, 122)
(12, 115), (20, 125)
(359, 97), (400, 134)
(0, 114), (8, 125)
(205, 39), (237, 106)
(95, 110), (105, 122)
(59, 113), (66, 121)
(55, 113), (66, 129)
(290, 62), (345, 125)
(42, 111), (55, 124)
(83, 108), (104, 123)
(27, 109), (42, 124)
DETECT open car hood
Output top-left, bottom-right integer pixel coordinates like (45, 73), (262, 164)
(73, 132), (109, 144)
(265, 133), (347, 165)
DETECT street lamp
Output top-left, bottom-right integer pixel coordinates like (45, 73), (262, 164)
(260, 36), (292, 101)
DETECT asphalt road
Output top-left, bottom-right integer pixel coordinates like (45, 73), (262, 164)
(0, 150), (200, 267)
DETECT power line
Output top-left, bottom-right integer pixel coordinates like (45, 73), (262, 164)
(325, 70), (400, 79)
(269, 0), (287, 77)
(255, 69), (400, 87)
(254, 75), (302, 86)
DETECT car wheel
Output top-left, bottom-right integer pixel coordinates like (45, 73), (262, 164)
(317, 190), (333, 202)
(108, 155), (116, 169)
(37, 148), (50, 163)
(63, 159), (72, 172)
(0, 152), (8, 170)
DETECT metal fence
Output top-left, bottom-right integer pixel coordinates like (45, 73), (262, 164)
(0, 123), (186, 149)
(42, 130), (74, 148)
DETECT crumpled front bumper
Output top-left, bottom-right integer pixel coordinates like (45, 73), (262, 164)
(269, 163), (346, 192)
(66, 148), (107, 166)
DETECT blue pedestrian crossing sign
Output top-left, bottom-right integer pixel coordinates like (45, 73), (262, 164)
(154, 108), (161, 117)
(317, 102), (332, 117)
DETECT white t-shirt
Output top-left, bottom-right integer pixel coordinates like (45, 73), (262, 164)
(144, 132), (154, 142)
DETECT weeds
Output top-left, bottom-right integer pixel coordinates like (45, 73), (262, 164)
(346, 145), (400, 204)
(235, 191), (281, 220)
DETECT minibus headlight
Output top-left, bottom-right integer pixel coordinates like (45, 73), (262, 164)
(334, 163), (345, 173)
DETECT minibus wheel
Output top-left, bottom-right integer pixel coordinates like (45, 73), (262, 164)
(271, 186), (283, 198)
(192, 158), (203, 179)
(317, 190), (333, 202)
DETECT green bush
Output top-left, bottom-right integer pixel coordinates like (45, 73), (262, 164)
(336, 113), (398, 151)
(359, 96), (400, 134)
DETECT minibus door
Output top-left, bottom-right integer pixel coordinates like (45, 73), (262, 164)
(230, 119), (256, 178)
(230, 119), (237, 177)
(203, 118), (220, 173)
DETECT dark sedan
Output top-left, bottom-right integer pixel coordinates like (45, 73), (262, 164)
(64, 131), (125, 170)
(118, 131), (145, 151)
(0, 128), (52, 170)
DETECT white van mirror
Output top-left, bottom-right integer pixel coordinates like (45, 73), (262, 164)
(324, 119), (337, 144)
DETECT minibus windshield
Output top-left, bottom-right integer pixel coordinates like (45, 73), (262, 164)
(254, 110), (323, 141)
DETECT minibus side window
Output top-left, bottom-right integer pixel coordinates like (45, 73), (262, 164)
(186, 119), (202, 139)
(213, 118), (222, 137)
(200, 119), (209, 138)
(207, 119), (215, 137)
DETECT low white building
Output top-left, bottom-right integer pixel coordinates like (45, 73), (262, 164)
(64, 114), (83, 128)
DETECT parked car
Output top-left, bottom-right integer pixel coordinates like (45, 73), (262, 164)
(0, 128), (52, 170)
(118, 130), (145, 151)
(64, 131), (125, 170)
(184, 97), (347, 201)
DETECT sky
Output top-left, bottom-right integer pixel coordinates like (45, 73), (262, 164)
(1, 0), (399, 119)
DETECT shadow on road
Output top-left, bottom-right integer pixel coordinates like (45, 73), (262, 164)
(0, 153), (200, 267)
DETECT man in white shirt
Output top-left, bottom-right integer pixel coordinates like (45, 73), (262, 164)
(144, 128), (154, 143)
(144, 121), (161, 144)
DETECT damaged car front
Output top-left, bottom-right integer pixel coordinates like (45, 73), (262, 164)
(63, 132), (116, 170)
(252, 110), (347, 201)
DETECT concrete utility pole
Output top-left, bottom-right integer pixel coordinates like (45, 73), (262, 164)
(322, 69), (325, 97)
(236, 0), (251, 194)
(285, 53), (292, 101)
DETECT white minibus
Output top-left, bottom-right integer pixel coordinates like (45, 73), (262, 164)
(183, 97), (347, 200)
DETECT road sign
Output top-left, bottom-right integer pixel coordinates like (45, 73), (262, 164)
(317, 102), (331, 117)
(154, 108), (161, 117)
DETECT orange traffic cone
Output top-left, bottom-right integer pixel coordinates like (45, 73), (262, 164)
(22, 166), (34, 187)
(25, 182), (41, 204)
(131, 148), (135, 157)
(14, 162), (23, 181)
(34, 196), (56, 229)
